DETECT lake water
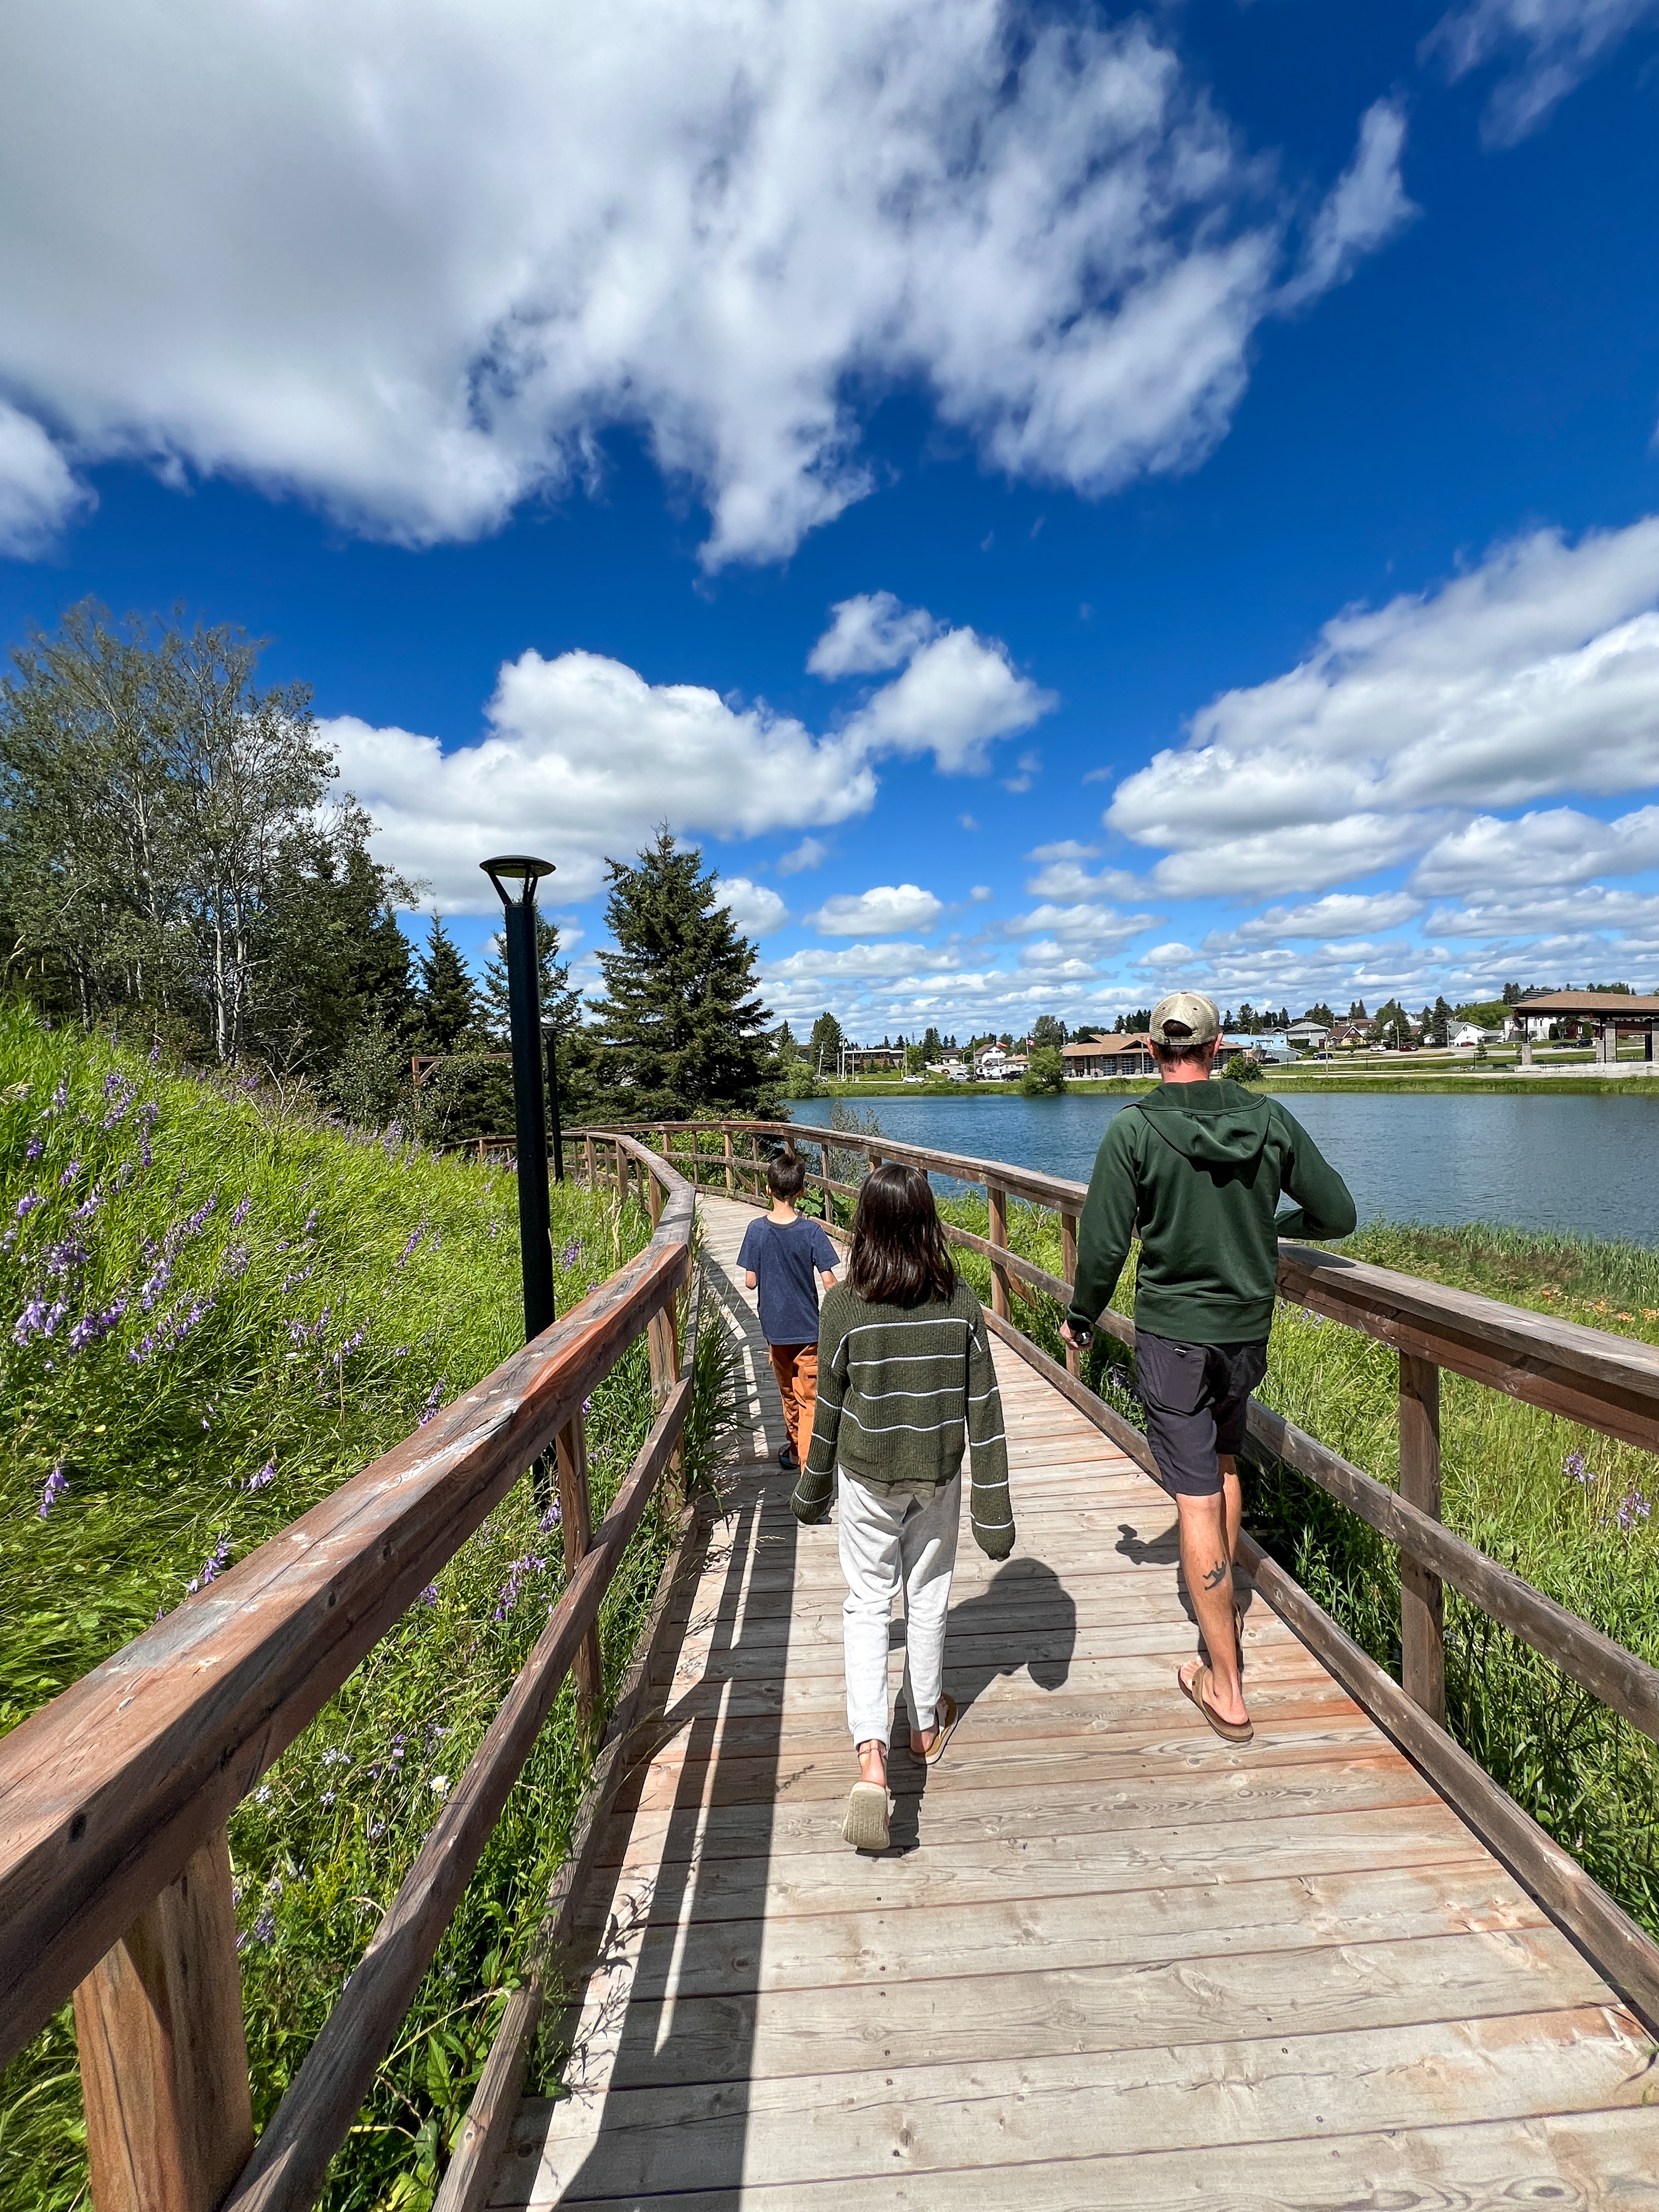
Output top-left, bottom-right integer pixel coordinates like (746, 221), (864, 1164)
(790, 1090), (1659, 1245)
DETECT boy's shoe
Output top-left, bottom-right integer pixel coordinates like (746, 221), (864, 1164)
(778, 1442), (798, 1470)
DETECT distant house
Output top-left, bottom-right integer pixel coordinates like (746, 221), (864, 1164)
(1450, 1022), (1498, 1049)
(1285, 1020), (1331, 1050)
(975, 1046), (1012, 1078)
(1063, 1034), (1157, 1077)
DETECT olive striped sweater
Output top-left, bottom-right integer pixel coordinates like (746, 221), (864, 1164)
(792, 1280), (1013, 1560)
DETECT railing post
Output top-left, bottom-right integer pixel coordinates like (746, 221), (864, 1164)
(74, 1825), (253, 2212)
(646, 1287), (683, 1498)
(987, 1183), (1011, 1321)
(583, 1133), (596, 1187)
(644, 1158), (662, 1229)
(724, 1126), (734, 1193)
(556, 1416), (603, 1744)
(614, 1139), (627, 1205)
(1399, 1352), (1446, 1726)
(1061, 1209), (1081, 1377)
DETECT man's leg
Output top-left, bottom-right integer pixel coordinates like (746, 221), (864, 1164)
(838, 1471), (903, 1786)
(1175, 1490), (1247, 1725)
(1218, 1453), (1242, 1560)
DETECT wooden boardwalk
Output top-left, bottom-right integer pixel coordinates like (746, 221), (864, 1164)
(492, 1197), (1655, 2209)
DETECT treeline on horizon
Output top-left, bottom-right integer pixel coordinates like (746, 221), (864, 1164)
(0, 603), (806, 1141)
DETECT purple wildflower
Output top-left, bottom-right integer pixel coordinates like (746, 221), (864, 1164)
(396, 1224), (425, 1267)
(58, 1161), (81, 1188)
(231, 1194), (253, 1227)
(493, 1552), (548, 1621)
(148, 1041), (161, 1065)
(419, 1582), (440, 1606)
(558, 1237), (583, 1268)
(51, 1079), (68, 1110)
(417, 1380), (446, 1427)
(14, 1191), (43, 1221)
(302, 1207), (319, 1237)
(539, 1500), (563, 1532)
(246, 1461), (277, 1492)
(38, 1465), (68, 1516)
(1615, 1492), (1652, 1534)
(187, 1533), (233, 1592)
(238, 1907), (277, 1953)
(222, 1242), (251, 1280)
(23, 1137), (42, 1161)
(1564, 1452), (1590, 1485)
(13, 1296), (68, 1347)
(68, 1297), (127, 1351)
(45, 1235), (89, 1280)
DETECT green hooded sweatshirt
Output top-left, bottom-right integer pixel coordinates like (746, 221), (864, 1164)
(1068, 1078), (1357, 1345)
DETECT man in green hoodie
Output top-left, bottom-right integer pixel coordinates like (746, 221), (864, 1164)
(1061, 991), (1356, 1742)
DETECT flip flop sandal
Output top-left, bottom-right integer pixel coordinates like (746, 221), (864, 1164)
(915, 1692), (959, 1766)
(842, 1780), (892, 1851)
(1179, 1662), (1254, 1745)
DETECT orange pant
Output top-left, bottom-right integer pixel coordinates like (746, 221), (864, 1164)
(768, 1342), (819, 1462)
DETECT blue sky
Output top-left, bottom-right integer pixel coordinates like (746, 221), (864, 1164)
(4, 0), (1659, 1037)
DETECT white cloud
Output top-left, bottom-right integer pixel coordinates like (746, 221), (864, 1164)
(970, 885), (994, 902)
(1006, 903), (1163, 945)
(328, 650), (876, 911)
(1002, 750), (1042, 794)
(1428, 885), (1659, 938)
(1110, 518), (1659, 890)
(1427, 0), (1659, 146)
(717, 877), (789, 936)
(768, 941), (948, 980)
(0, 4), (1412, 567)
(1282, 103), (1417, 307)
(1411, 804), (1659, 895)
(1016, 942), (1098, 977)
(1214, 891), (1425, 946)
(1148, 815), (1432, 898)
(776, 836), (828, 876)
(808, 593), (939, 677)
(837, 622), (1056, 775)
(0, 400), (89, 555)
(1024, 848), (1147, 899)
(807, 884), (943, 936)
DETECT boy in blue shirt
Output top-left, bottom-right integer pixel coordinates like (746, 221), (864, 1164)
(739, 1150), (840, 1471)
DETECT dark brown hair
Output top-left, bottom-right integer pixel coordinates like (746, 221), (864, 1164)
(766, 1148), (807, 1201)
(1150, 1022), (1216, 1067)
(849, 1162), (957, 1308)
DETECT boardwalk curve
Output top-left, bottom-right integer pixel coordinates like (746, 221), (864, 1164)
(492, 1196), (1653, 2209)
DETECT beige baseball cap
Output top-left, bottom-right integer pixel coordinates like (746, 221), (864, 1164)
(1148, 991), (1221, 1046)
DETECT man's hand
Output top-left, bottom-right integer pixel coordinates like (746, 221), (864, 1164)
(1060, 1319), (1092, 1351)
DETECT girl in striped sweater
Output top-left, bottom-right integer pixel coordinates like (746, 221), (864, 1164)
(793, 1161), (1013, 1851)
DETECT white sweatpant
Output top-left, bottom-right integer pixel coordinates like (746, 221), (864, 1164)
(837, 1468), (962, 1747)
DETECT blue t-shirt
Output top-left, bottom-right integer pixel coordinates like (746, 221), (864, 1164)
(738, 1213), (839, 1345)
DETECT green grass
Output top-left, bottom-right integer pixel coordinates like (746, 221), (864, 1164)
(924, 1184), (1659, 1938)
(0, 1006), (736, 2211)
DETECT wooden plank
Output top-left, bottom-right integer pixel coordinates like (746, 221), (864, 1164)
(73, 1826), (253, 2212)
(584, 1864), (1546, 2002)
(221, 1374), (696, 2212)
(0, 1166), (694, 2070)
(505, 2008), (1650, 2198)
(487, 2106), (1659, 2210)
(433, 1491), (717, 2212)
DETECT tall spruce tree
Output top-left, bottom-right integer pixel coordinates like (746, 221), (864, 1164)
(589, 828), (772, 1115)
(481, 912), (582, 1038)
(413, 915), (482, 1052)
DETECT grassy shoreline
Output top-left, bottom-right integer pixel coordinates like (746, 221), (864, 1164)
(803, 1075), (1659, 1100)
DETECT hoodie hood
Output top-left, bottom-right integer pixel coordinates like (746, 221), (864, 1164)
(1134, 1078), (1271, 1167)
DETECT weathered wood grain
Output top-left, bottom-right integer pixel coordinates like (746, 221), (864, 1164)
(222, 1371), (695, 2212)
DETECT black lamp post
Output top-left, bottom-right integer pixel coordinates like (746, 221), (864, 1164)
(481, 855), (557, 1346)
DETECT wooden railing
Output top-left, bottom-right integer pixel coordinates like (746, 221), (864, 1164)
(601, 1115), (1659, 2033)
(0, 1133), (696, 2212)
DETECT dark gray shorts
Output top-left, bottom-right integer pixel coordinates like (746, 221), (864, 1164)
(1133, 1332), (1268, 1498)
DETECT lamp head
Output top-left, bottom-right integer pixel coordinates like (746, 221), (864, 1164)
(481, 855), (556, 908)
